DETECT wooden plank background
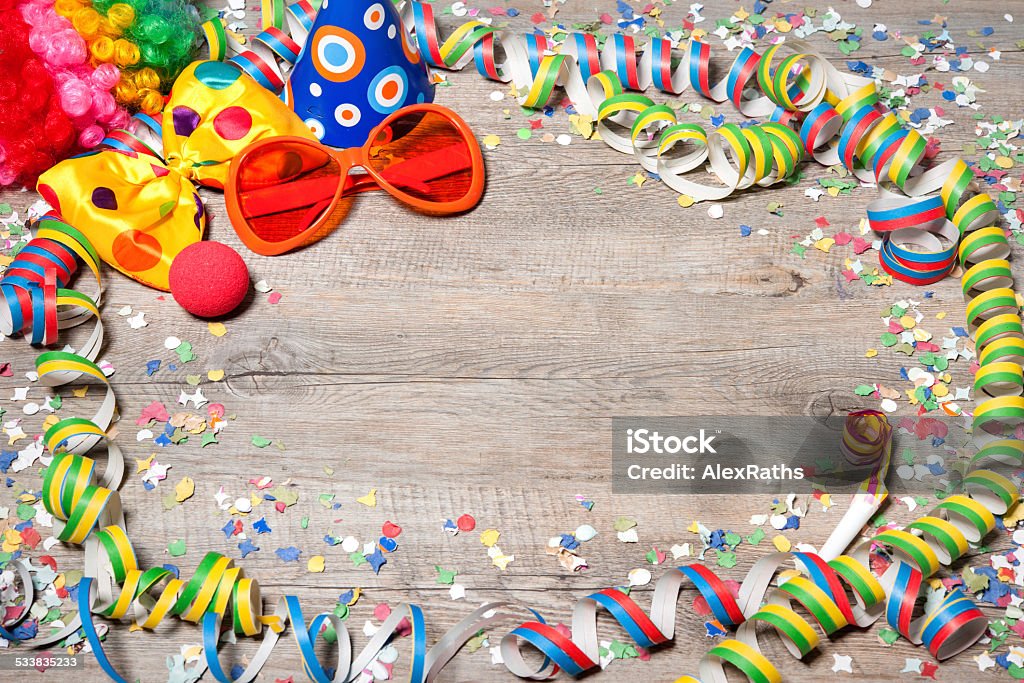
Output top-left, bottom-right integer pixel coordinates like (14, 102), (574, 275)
(2, 0), (1022, 680)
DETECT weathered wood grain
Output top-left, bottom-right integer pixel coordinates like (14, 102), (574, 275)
(2, 0), (1022, 680)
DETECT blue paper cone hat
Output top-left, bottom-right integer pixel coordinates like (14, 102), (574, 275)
(286, 0), (435, 148)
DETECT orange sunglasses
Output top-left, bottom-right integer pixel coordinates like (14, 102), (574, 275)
(226, 103), (485, 256)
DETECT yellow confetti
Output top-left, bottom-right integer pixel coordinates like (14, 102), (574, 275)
(357, 488), (377, 507)
(912, 328), (932, 342)
(630, 172), (647, 188)
(827, 186), (841, 197)
(308, 555), (326, 573)
(2, 528), (23, 553)
(814, 237), (835, 253)
(734, 7), (749, 20)
(491, 553), (515, 570)
(898, 315), (916, 329)
(772, 535), (791, 552)
(936, 312), (946, 320)
(72, 386), (88, 398)
(480, 528), (500, 547)
(995, 156), (1014, 169)
(820, 493), (833, 510)
(41, 414), (59, 432)
(345, 588), (362, 606)
(865, 349), (878, 358)
(208, 322), (227, 337)
(677, 194), (695, 208)
(182, 644), (203, 660)
(481, 134), (501, 150)
(128, 621), (144, 633)
(208, 369), (225, 382)
(932, 383), (949, 398)
(136, 455), (154, 473)
(174, 477), (195, 503)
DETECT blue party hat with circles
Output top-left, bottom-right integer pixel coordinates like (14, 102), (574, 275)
(286, 0), (435, 148)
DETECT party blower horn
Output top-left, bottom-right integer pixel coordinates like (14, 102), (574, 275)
(286, 0), (435, 148)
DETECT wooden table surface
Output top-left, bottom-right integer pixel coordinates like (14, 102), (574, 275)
(3, 0), (1023, 680)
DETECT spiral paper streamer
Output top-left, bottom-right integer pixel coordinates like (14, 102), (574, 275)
(198, 0), (319, 92)
(0, 214), (103, 359)
(2, 7), (1023, 682)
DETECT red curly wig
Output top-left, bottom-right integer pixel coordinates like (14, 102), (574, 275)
(0, 1), (78, 188)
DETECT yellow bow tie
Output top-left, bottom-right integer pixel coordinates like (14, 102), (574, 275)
(37, 61), (316, 291)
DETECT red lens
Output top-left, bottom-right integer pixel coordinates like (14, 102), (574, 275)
(366, 111), (477, 207)
(235, 140), (351, 244)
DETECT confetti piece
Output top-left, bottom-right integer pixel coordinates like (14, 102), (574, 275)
(307, 556), (325, 573)
(772, 535), (791, 552)
(832, 653), (853, 673)
(208, 322), (227, 337)
(357, 489), (377, 507)
(480, 529), (500, 547)
(457, 514), (476, 532)
(174, 477), (195, 503)
(168, 539), (187, 557)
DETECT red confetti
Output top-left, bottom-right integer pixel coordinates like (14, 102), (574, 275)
(833, 232), (853, 246)
(920, 661), (938, 679)
(530, 11), (545, 23)
(599, 13), (613, 23)
(268, 292), (283, 304)
(457, 514), (476, 532)
(815, 216), (830, 227)
(382, 521), (402, 538)
(374, 603), (391, 621)
(20, 527), (42, 549)
(274, 501), (287, 513)
(852, 237), (872, 254)
(37, 554), (57, 571)
(692, 595), (713, 617)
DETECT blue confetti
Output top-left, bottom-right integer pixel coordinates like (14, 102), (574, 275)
(275, 546), (301, 562)
(740, 225), (752, 237)
(559, 533), (580, 551)
(710, 114), (725, 127)
(230, 665), (245, 681)
(154, 433), (172, 447)
(506, 8), (519, 17)
(13, 620), (38, 640)
(952, 326), (968, 337)
(0, 451), (16, 473)
(222, 520), (236, 538)
(783, 516), (800, 530)
(899, 367), (910, 381)
(981, 27), (994, 36)
(146, 360), (160, 376)
(253, 517), (271, 534)
(704, 620), (727, 638)
(379, 536), (398, 552)
(872, 30), (888, 42)
(443, 519), (458, 532)
(163, 564), (180, 579)
(239, 539), (260, 558)
(142, 480), (155, 491)
(167, 363), (178, 372)
(366, 547), (387, 574)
